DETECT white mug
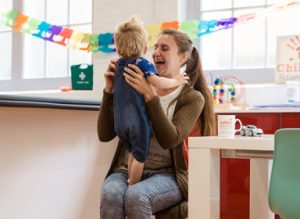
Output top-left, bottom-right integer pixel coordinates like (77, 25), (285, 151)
(218, 115), (242, 137)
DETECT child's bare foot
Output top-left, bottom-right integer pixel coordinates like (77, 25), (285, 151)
(127, 153), (134, 186)
(127, 178), (137, 186)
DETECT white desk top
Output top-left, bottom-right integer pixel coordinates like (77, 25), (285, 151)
(189, 134), (274, 151)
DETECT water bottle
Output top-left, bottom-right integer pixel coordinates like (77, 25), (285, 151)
(286, 81), (299, 103)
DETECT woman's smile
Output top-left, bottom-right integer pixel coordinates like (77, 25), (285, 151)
(154, 59), (165, 72)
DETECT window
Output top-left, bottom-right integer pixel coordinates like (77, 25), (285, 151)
(0, 0), (92, 91)
(197, 0), (300, 83)
(0, 0), (13, 80)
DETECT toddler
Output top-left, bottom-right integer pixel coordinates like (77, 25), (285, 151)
(113, 17), (187, 185)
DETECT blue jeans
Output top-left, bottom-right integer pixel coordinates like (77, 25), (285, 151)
(100, 171), (183, 219)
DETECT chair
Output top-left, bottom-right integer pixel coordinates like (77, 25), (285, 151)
(155, 201), (188, 219)
(269, 128), (300, 219)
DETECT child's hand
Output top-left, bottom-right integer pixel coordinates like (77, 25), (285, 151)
(175, 73), (189, 85)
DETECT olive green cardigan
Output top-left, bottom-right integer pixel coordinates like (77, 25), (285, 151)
(97, 84), (204, 218)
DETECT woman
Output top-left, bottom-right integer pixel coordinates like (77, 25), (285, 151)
(97, 28), (215, 219)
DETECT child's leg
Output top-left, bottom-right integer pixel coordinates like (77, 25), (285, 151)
(128, 158), (144, 185)
(127, 153), (134, 183)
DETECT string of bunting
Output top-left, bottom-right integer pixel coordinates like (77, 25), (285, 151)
(0, 0), (298, 53)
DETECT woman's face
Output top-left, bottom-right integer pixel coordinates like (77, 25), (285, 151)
(152, 34), (187, 78)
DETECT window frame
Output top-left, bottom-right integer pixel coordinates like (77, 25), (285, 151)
(185, 0), (280, 84)
(0, 0), (93, 91)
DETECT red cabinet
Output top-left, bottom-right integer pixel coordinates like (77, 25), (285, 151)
(219, 112), (296, 219)
(236, 113), (280, 134)
(281, 113), (300, 128)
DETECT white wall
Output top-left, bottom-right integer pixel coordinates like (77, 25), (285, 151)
(0, 107), (118, 219)
(92, 0), (180, 99)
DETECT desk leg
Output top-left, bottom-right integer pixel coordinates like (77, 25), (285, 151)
(250, 159), (274, 219)
(189, 148), (220, 219)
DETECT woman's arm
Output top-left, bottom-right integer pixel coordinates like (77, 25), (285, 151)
(97, 60), (117, 142)
(146, 91), (204, 149)
(97, 90), (116, 142)
(146, 73), (188, 89)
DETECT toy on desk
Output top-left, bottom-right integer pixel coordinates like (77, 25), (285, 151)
(219, 80), (225, 104)
(213, 77), (225, 104)
(228, 83), (236, 104)
(212, 74), (249, 110)
(213, 77), (238, 106)
(212, 83), (218, 104)
(240, 125), (263, 137)
(221, 74), (245, 105)
(212, 78), (220, 104)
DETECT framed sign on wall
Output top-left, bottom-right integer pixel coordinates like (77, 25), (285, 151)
(275, 34), (300, 84)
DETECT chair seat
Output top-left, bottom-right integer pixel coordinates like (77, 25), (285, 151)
(155, 201), (188, 219)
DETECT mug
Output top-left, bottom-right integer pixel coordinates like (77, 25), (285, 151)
(218, 115), (242, 137)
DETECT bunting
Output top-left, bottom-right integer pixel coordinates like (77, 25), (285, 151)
(0, 0), (298, 53)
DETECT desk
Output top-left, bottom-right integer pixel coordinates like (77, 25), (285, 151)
(189, 135), (274, 219)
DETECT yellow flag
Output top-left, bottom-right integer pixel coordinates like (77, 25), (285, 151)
(145, 23), (161, 47)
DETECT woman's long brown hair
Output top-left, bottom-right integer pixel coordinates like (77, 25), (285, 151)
(161, 29), (215, 136)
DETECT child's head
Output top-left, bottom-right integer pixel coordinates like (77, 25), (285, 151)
(114, 17), (148, 59)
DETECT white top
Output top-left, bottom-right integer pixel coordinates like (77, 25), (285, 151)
(159, 84), (184, 119)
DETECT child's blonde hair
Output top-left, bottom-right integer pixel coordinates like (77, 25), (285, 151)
(114, 17), (148, 59)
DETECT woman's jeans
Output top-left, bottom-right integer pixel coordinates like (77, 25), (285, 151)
(100, 171), (183, 219)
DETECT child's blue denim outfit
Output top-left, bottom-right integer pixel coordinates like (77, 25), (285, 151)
(114, 57), (158, 162)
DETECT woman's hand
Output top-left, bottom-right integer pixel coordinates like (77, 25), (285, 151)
(104, 59), (117, 93)
(124, 64), (157, 102)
